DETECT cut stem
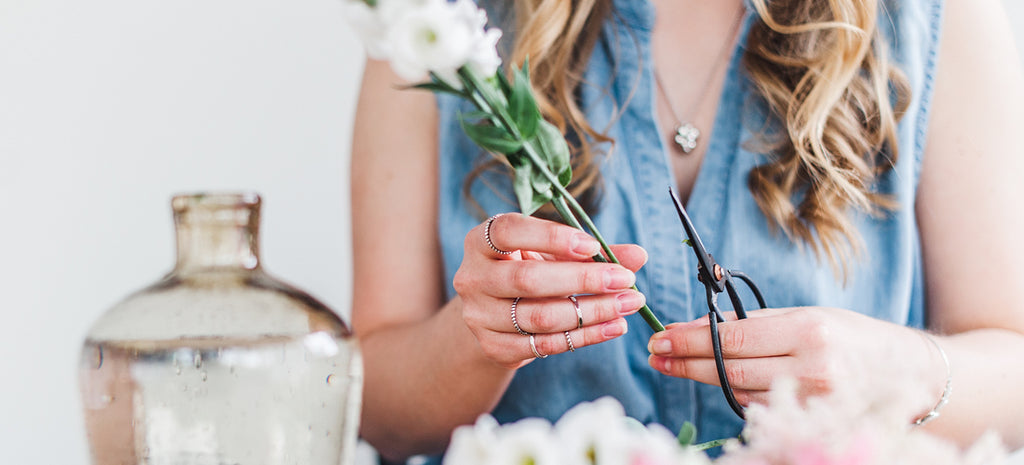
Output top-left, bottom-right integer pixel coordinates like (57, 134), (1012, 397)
(457, 67), (664, 333)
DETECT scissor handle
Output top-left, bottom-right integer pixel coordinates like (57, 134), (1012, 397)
(724, 278), (748, 320)
(707, 299), (747, 418)
(705, 271), (769, 419)
(727, 270), (768, 310)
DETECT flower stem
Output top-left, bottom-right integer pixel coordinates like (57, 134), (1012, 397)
(521, 145), (664, 332)
(458, 67), (664, 333)
(692, 438), (731, 451)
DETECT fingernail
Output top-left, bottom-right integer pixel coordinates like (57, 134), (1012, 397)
(617, 291), (645, 314)
(571, 233), (600, 256)
(648, 337), (671, 355)
(602, 319), (627, 338)
(648, 354), (664, 371)
(604, 269), (635, 290)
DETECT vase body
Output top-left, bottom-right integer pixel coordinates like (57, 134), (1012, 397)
(78, 193), (362, 465)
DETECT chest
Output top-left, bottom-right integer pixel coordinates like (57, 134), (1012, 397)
(650, 0), (746, 204)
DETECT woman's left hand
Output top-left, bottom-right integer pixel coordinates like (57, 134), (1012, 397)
(647, 307), (936, 408)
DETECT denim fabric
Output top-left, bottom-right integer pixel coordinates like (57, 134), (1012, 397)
(432, 0), (943, 455)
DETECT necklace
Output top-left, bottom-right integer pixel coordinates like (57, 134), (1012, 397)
(654, 9), (746, 154)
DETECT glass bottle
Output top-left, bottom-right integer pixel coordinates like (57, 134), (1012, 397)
(78, 192), (362, 465)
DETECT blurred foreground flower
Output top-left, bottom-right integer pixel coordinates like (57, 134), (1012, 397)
(443, 383), (1007, 465)
(444, 397), (711, 465)
(716, 378), (1007, 465)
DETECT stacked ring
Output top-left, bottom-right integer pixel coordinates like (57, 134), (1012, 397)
(529, 335), (548, 359)
(484, 215), (513, 255)
(510, 297), (530, 336)
(568, 295), (583, 329)
(511, 297), (578, 358)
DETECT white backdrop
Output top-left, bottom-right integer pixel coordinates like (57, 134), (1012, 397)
(0, 1), (1021, 464)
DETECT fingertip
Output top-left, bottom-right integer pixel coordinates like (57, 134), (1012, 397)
(647, 336), (671, 355)
(609, 244), (648, 271)
(637, 245), (649, 266)
(648, 354), (667, 372)
(616, 290), (645, 315)
(601, 318), (628, 338)
(603, 268), (636, 291)
(570, 232), (601, 258)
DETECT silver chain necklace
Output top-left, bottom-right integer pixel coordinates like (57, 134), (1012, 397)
(654, 9), (746, 155)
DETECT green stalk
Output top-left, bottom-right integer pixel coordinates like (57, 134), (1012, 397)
(551, 197), (589, 242)
(520, 144), (664, 332)
(457, 67), (665, 333)
(692, 438), (731, 451)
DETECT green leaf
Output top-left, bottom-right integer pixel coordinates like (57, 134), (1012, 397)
(460, 119), (522, 155)
(683, 239), (694, 248)
(495, 67), (512, 95)
(534, 120), (572, 187)
(459, 110), (493, 123)
(407, 75), (463, 96)
(677, 421), (697, 447)
(508, 60), (542, 139)
(526, 160), (554, 197)
(511, 159), (551, 215)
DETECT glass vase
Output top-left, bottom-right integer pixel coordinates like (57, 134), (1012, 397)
(78, 192), (362, 465)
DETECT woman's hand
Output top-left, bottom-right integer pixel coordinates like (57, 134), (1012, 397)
(454, 213), (648, 369)
(647, 307), (944, 409)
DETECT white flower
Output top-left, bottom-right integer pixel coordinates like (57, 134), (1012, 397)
(552, 397), (712, 465)
(468, 27), (503, 77)
(630, 423), (713, 465)
(443, 414), (500, 465)
(386, 0), (475, 85)
(489, 418), (561, 465)
(555, 397), (632, 465)
(344, 0), (503, 87)
(340, 1), (391, 59)
(448, 0), (502, 77)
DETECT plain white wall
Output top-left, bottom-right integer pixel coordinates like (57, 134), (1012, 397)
(0, 1), (1021, 464)
(0, 1), (363, 463)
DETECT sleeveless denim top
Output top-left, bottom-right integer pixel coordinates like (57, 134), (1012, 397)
(434, 0), (944, 450)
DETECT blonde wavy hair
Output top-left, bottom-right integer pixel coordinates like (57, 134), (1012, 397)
(472, 0), (910, 271)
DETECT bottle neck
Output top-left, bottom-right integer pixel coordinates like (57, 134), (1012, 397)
(171, 193), (262, 274)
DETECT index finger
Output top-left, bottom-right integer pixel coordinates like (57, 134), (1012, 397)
(480, 214), (603, 260)
(649, 311), (799, 359)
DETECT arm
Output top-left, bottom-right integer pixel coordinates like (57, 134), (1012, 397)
(351, 59), (512, 460)
(646, 0), (1024, 447)
(351, 60), (646, 460)
(912, 0), (1024, 445)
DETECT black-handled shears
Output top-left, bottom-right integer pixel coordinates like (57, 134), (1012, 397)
(668, 187), (768, 419)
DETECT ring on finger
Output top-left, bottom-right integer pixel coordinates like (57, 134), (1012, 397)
(564, 331), (575, 352)
(484, 214), (513, 255)
(529, 334), (548, 359)
(510, 297), (530, 336)
(568, 295), (583, 329)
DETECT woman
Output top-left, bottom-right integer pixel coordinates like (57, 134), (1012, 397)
(350, 0), (1024, 461)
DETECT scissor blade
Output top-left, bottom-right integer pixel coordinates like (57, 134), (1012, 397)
(668, 187), (719, 287)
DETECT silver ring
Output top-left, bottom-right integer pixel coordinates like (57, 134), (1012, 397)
(564, 331), (575, 352)
(568, 295), (583, 329)
(529, 334), (548, 359)
(510, 297), (529, 336)
(484, 214), (513, 255)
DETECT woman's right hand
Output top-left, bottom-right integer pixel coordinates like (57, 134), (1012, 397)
(454, 213), (648, 369)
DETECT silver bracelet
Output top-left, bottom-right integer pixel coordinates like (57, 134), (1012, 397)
(914, 332), (952, 426)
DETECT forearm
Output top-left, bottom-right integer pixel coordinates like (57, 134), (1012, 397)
(358, 297), (516, 461)
(920, 329), (1024, 449)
